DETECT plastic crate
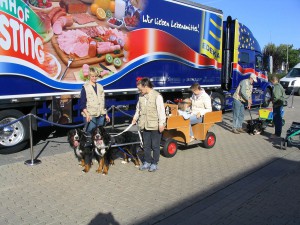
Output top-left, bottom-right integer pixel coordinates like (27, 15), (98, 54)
(259, 108), (273, 119)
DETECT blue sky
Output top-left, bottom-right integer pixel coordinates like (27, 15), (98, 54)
(190, 0), (300, 50)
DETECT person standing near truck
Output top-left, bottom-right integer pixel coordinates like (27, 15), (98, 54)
(270, 76), (286, 139)
(80, 67), (110, 133)
(132, 77), (166, 172)
(232, 73), (257, 134)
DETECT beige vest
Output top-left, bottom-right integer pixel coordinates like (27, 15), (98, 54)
(233, 79), (253, 102)
(83, 83), (106, 117)
(138, 90), (160, 130)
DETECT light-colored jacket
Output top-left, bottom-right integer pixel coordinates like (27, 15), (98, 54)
(233, 79), (253, 103)
(191, 89), (212, 116)
(83, 83), (106, 117)
(178, 110), (191, 120)
(133, 89), (166, 130)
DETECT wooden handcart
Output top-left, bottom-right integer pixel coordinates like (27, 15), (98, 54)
(161, 103), (222, 157)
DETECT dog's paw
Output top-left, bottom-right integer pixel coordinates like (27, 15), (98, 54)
(121, 160), (128, 164)
(135, 165), (139, 168)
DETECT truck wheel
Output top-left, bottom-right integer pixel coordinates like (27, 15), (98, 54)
(203, 132), (216, 149)
(162, 138), (177, 158)
(262, 88), (272, 107)
(0, 110), (29, 154)
(211, 92), (224, 111)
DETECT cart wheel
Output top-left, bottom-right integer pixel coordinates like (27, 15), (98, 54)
(280, 138), (286, 150)
(162, 139), (177, 158)
(203, 132), (216, 149)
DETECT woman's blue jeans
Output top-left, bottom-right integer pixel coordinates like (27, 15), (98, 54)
(84, 115), (105, 133)
(189, 115), (203, 136)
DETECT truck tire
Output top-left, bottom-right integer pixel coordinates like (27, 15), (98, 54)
(0, 110), (29, 154)
(262, 88), (272, 107)
(211, 92), (224, 111)
(161, 138), (177, 158)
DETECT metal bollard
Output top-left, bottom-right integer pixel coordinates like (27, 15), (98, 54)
(289, 88), (295, 109)
(24, 114), (41, 166)
(112, 105), (115, 128)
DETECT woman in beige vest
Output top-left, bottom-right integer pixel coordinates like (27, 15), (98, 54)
(132, 77), (166, 172)
(80, 67), (110, 133)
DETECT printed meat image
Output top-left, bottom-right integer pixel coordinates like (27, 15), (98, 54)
(34, 0), (131, 82)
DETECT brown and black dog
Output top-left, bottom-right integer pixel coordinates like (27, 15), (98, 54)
(67, 128), (84, 166)
(67, 128), (94, 173)
(107, 127), (142, 168)
(91, 126), (114, 175)
(91, 126), (142, 175)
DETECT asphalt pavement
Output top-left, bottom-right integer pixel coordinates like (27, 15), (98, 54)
(0, 96), (300, 225)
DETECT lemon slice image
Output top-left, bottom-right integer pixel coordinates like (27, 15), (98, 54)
(96, 8), (106, 20)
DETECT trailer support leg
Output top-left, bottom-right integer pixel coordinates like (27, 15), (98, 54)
(24, 114), (41, 166)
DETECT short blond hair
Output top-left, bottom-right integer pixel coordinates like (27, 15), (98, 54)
(178, 98), (191, 111)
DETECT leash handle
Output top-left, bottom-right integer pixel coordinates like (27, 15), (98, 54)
(248, 108), (253, 121)
(83, 122), (89, 132)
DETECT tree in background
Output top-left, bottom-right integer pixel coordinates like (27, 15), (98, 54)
(263, 44), (300, 75)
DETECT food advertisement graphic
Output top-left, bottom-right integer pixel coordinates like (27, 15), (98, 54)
(0, 0), (223, 95)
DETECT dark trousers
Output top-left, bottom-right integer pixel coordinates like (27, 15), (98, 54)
(142, 130), (162, 165)
(273, 106), (283, 137)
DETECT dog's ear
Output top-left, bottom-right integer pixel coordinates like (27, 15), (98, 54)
(99, 126), (105, 134)
(67, 129), (73, 136)
(91, 127), (96, 135)
(67, 129), (75, 140)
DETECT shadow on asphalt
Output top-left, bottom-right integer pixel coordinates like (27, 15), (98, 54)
(32, 127), (72, 145)
(135, 156), (300, 225)
(88, 212), (120, 225)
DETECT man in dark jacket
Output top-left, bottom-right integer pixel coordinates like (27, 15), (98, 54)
(270, 76), (286, 139)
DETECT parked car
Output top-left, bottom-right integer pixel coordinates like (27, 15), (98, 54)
(280, 63), (300, 95)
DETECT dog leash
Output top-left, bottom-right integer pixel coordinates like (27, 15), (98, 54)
(111, 123), (144, 148)
(111, 123), (134, 137)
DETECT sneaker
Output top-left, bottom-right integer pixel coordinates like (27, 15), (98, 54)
(139, 162), (151, 171)
(232, 129), (240, 134)
(148, 164), (158, 172)
(237, 128), (246, 133)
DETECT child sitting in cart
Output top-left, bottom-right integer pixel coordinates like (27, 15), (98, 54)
(178, 98), (203, 142)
